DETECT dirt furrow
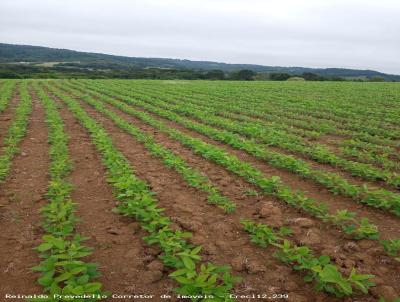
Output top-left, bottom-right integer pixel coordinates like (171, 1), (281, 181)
(60, 92), (334, 301)
(55, 85), (400, 300)
(0, 91), (48, 298)
(73, 82), (400, 240)
(113, 84), (400, 189)
(92, 93), (400, 297)
(116, 98), (400, 239)
(54, 82), (400, 300)
(53, 97), (177, 299)
(262, 143), (400, 193)
(137, 90), (400, 191)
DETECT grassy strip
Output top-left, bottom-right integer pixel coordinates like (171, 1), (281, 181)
(55, 84), (235, 213)
(0, 81), (31, 182)
(61, 81), (380, 241)
(44, 82), (239, 302)
(31, 83), (106, 301)
(241, 220), (375, 297)
(0, 80), (17, 113)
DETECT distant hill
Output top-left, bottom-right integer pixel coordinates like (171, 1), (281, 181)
(1, 42), (400, 81)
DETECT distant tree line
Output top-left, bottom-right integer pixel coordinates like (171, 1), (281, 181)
(0, 64), (389, 82)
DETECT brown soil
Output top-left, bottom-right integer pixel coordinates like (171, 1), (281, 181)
(54, 96), (177, 300)
(220, 108), (400, 169)
(2, 80), (398, 302)
(0, 91), (49, 298)
(154, 103), (400, 237)
(49, 88), (332, 301)
(80, 86), (400, 240)
(136, 88), (400, 173)
(264, 143), (400, 194)
(145, 94), (400, 192)
(55, 83), (400, 301)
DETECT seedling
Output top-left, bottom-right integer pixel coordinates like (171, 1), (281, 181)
(244, 189), (259, 196)
(242, 219), (375, 297)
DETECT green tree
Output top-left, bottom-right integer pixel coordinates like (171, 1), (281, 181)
(302, 72), (325, 81)
(369, 76), (384, 82)
(204, 69), (225, 80)
(230, 69), (256, 81)
(270, 73), (291, 81)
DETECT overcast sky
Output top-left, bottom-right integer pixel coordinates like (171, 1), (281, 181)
(1, 0), (399, 74)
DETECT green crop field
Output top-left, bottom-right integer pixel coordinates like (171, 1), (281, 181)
(0, 79), (399, 301)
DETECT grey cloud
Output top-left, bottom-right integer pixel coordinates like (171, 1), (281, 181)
(1, 0), (399, 73)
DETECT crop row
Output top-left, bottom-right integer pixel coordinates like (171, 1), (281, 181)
(338, 139), (400, 165)
(71, 80), (400, 260)
(0, 80), (17, 113)
(47, 83), (235, 213)
(63, 80), (381, 241)
(32, 83), (105, 301)
(72, 80), (400, 217)
(129, 88), (400, 207)
(130, 82), (324, 140)
(45, 83), (239, 301)
(138, 84), (400, 168)
(339, 145), (400, 172)
(46, 81), (390, 299)
(0, 82), (32, 183)
(249, 85), (400, 129)
(241, 219), (375, 297)
(187, 82), (400, 144)
(110, 81), (400, 190)
(156, 81), (400, 136)
(129, 81), (400, 144)
(133, 82), (395, 138)
(101, 81), (400, 169)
